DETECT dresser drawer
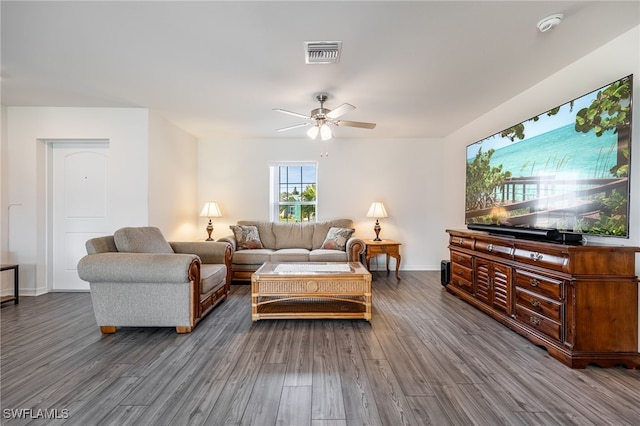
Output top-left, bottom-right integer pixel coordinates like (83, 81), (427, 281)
(515, 305), (562, 341)
(514, 269), (564, 301)
(513, 247), (568, 272)
(451, 264), (473, 293)
(450, 251), (472, 268)
(367, 245), (387, 255)
(449, 235), (474, 250)
(475, 239), (513, 259)
(515, 288), (563, 323)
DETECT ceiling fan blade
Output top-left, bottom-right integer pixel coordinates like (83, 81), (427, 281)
(335, 120), (376, 129)
(273, 108), (311, 119)
(276, 123), (311, 132)
(326, 103), (355, 119)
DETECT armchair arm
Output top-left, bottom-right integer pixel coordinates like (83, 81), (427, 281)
(346, 237), (366, 262)
(170, 241), (232, 265)
(78, 252), (199, 283)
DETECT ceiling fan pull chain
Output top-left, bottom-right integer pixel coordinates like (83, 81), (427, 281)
(320, 141), (328, 158)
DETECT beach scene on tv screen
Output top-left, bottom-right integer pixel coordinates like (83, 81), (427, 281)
(465, 75), (631, 237)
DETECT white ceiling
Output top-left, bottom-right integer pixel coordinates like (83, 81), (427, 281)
(2, 1), (639, 139)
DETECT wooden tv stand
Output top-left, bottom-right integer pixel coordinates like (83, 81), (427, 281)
(446, 229), (640, 368)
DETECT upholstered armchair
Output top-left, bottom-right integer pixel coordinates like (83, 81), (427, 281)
(77, 227), (232, 334)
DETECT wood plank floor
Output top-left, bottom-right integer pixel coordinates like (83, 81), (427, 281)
(1, 271), (639, 425)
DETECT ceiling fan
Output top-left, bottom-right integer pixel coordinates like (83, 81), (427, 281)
(274, 94), (376, 140)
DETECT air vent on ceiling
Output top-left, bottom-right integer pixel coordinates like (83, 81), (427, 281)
(304, 41), (342, 64)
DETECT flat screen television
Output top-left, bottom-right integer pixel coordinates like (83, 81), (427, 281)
(465, 74), (633, 241)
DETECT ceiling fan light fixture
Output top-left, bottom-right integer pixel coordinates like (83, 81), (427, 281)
(274, 93), (376, 137)
(320, 124), (332, 141)
(307, 125), (320, 139)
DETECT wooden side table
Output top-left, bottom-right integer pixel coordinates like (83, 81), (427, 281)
(1, 264), (19, 305)
(364, 240), (401, 279)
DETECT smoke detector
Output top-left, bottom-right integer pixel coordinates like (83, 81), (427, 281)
(537, 13), (564, 33)
(304, 41), (342, 64)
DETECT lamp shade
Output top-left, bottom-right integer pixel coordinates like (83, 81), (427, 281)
(200, 202), (222, 218)
(366, 202), (388, 219)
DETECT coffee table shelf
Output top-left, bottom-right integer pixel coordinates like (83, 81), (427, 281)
(251, 262), (372, 321)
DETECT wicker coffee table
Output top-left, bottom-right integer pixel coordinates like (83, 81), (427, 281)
(251, 262), (372, 321)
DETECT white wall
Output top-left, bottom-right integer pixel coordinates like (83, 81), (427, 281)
(197, 137), (445, 270)
(148, 111), (198, 241)
(5, 107), (149, 295)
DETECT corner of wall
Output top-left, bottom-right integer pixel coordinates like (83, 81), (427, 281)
(148, 112), (198, 241)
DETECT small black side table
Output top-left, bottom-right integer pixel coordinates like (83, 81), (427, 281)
(1, 264), (19, 305)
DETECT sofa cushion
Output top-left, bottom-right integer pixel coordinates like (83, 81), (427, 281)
(312, 219), (354, 249)
(113, 227), (174, 254)
(237, 221), (275, 249)
(321, 227), (355, 251)
(273, 222), (314, 250)
(271, 248), (311, 263)
(200, 264), (227, 294)
(309, 249), (349, 262)
(232, 249), (274, 265)
(230, 225), (264, 250)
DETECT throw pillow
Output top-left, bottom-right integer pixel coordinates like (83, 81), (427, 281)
(321, 227), (355, 251)
(114, 227), (174, 253)
(230, 225), (264, 250)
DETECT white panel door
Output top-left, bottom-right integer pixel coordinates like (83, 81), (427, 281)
(52, 142), (109, 291)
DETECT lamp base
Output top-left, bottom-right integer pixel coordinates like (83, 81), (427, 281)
(205, 220), (214, 241)
(373, 220), (381, 241)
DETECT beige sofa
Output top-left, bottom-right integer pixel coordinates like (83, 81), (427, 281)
(219, 219), (365, 281)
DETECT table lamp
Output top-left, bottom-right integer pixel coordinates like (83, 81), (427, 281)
(366, 202), (388, 241)
(200, 202), (222, 241)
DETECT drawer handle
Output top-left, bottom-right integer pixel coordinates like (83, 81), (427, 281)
(529, 316), (541, 326)
(530, 278), (540, 287)
(457, 238), (464, 244)
(456, 255), (463, 262)
(529, 252), (544, 261)
(455, 268), (463, 275)
(530, 298), (540, 308)
(487, 244), (494, 252)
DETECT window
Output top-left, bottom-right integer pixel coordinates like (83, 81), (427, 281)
(270, 163), (317, 222)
